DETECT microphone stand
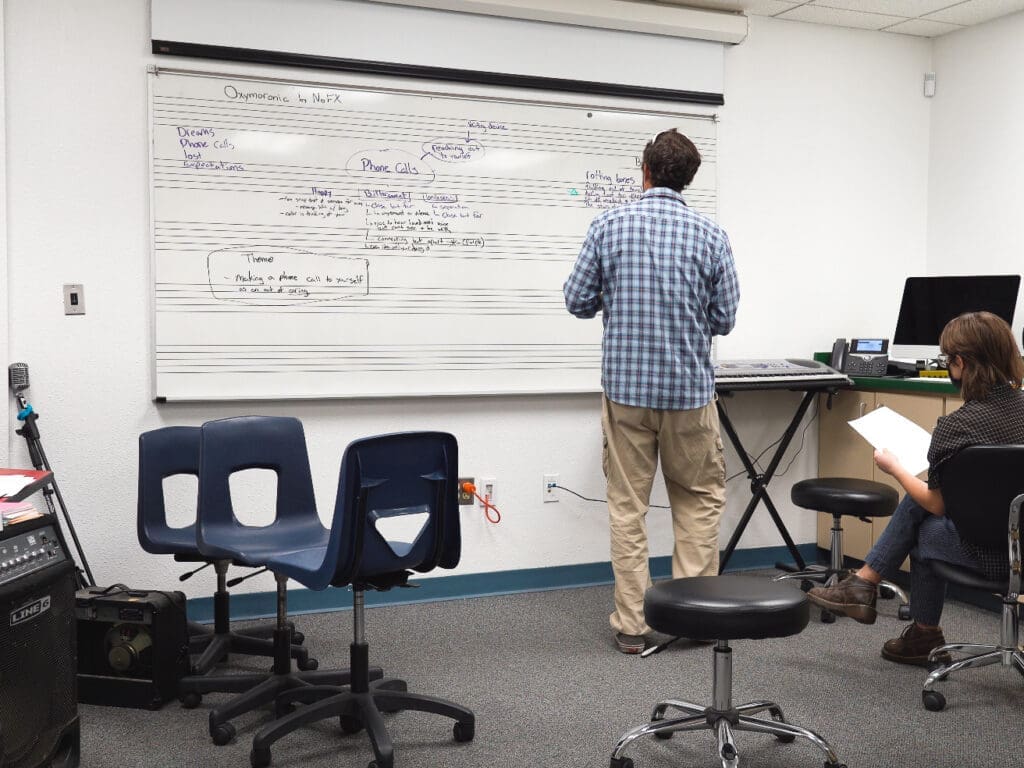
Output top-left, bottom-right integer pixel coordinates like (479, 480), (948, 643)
(12, 393), (95, 587)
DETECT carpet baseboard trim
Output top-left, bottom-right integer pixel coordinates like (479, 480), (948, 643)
(186, 543), (820, 623)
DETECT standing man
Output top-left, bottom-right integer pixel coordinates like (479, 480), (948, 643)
(564, 129), (739, 654)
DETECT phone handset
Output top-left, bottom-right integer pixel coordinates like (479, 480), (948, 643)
(830, 338), (848, 371)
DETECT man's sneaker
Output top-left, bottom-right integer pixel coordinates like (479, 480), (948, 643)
(806, 574), (878, 624)
(881, 623), (952, 667)
(615, 632), (646, 654)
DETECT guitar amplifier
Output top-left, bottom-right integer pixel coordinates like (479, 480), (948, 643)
(0, 516), (80, 768)
(75, 586), (190, 710)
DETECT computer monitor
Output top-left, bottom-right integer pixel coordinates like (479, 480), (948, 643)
(892, 275), (1021, 361)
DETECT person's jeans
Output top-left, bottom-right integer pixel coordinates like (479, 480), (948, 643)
(864, 495), (985, 626)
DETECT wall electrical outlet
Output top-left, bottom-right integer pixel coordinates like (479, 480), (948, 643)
(457, 477), (475, 506)
(543, 473), (559, 503)
(477, 477), (495, 509)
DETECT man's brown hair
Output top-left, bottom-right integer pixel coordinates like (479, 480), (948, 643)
(940, 310), (1024, 401)
(642, 129), (701, 192)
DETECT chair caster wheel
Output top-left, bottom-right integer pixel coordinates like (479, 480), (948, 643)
(180, 691), (202, 709)
(775, 733), (796, 743)
(453, 720), (474, 742)
(898, 604), (912, 620)
(878, 585), (894, 599)
(610, 758), (634, 768)
(922, 690), (946, 711)
(298, 657), (319, 671)
(820, 610), (836, 624)
(250, 746), (272, 768)
(291, 631), (305, 645)
(210, 721), (236, 746)
(340, 714), (364, 734)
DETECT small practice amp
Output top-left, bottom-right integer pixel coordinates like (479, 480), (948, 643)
(75, 586), (190, 710)
(0, 516), (80, 768)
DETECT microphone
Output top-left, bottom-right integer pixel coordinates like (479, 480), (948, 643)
(8, 363), (33, 415)
(8, 362), (30, 394)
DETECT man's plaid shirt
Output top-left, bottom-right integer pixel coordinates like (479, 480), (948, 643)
(564, 187), (739, 411)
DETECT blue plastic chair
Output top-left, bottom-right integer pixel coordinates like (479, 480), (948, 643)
(137, 426), (304, 674)
(249, 431), (474, 768)
(176, 416), (377, 746)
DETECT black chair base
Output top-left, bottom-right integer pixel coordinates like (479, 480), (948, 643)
(201, 666), (383, 746)
(250, 676), (474, 768)
(186, 621), (307, 676)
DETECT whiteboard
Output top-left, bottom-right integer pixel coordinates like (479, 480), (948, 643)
(149, 69), (718, 400)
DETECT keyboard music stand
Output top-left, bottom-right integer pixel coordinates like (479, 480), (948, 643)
(714, 380), (849, 574)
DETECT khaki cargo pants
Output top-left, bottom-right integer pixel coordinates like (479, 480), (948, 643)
(602, 394), (726, 636)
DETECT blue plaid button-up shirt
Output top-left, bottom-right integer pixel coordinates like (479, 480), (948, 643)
(564, 187), (739, 411)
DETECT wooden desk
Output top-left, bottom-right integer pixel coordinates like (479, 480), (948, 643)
(816, 382), (962, 567)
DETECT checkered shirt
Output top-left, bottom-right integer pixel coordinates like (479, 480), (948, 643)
(928, 383), (1024, 579)
(563, 188), (739, 410)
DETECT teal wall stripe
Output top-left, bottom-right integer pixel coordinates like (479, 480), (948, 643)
(185, 543), (820, 623)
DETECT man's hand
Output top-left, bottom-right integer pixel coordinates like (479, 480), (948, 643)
(873, 448), (902, 476)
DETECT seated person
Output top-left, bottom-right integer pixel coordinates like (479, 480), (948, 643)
(808, 311), (1024, 665)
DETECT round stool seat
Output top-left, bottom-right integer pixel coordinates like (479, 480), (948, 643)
(644, 575), (809, 641)
(791, 477), (899, 518)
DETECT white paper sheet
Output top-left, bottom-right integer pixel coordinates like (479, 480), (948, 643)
(848, 406), (931, 476)
(0, 474), (37, 498)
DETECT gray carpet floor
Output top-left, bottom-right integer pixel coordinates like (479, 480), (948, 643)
(80, 575), (1022, 768)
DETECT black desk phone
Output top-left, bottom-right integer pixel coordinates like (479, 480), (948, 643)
(831, 338), (889, 376)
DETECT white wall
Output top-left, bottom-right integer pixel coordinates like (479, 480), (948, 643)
(928, 10), (1024, 340)
(721, 18), (932, 357)
(4, 1), (932, 599)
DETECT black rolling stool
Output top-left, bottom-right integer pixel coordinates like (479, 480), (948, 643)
(776, 477), (910, 622)
(610, 575), (845, 768)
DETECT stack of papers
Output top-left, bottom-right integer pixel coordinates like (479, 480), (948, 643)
(848, 406), (931, 476)
(0, 499), (43, 528)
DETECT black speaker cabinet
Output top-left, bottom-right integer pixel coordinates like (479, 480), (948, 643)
(75, 587), (189, 710)
(0, 520), (80, 768)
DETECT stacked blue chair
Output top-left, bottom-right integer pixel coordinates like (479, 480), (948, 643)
(247, 431), (475, 768)
(137, 426), (307, 675)
(175, 416), (381, 745)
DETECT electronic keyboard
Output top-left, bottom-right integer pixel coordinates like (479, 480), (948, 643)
(713, 358), (851, 391)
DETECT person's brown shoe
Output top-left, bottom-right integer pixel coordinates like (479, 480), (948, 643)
(614, 632), (646, 654)
(806, 574), (878, 624)
(881, 623), (952, 667)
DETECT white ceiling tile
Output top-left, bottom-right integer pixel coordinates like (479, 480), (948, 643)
(778, 3), (904, 28)
(811, 0), (955, 16)
(883, 17), (966, 35)
(925, 0), (1024, 24)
